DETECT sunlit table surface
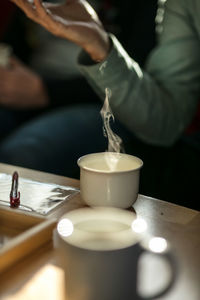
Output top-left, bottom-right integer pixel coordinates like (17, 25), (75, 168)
(0, 163), (199, 300)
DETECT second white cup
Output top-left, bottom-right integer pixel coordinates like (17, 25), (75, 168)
(55, 207), (176, 300)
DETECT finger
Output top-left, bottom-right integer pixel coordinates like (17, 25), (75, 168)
(34, 0), (49, 18)
(33, 0), (60, 31)
(34, 0), (67, 34)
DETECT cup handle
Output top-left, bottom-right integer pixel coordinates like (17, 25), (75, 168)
(137, 237), (177, 300)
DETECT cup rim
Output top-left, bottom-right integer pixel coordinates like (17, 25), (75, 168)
(57, 207), (142, 251)
(77, 152), (143, 174)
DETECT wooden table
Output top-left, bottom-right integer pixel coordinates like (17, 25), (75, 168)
(0, 163), (199, 300)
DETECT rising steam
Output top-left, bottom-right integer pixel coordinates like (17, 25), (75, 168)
(100, 88), (125, 153)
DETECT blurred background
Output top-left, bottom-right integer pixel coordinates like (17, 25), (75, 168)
(3, 1), (199, 211)
(0, 0), (157, 136)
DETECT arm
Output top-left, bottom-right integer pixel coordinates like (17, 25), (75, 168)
(10, 0), (200, 145)
(78, 0), (200, 146)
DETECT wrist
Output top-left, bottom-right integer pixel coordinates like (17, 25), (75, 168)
(85, 32), (111, 63)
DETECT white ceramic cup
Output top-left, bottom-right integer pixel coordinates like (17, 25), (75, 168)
(0, 43), (12, 67)
(54, 207), (176, 300)
(77, 152), (143, 208)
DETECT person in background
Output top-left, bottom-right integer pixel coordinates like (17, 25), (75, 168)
(0, 0), (157, 141)
(2, 0), (199, 209)
(0, 0), (101, 140)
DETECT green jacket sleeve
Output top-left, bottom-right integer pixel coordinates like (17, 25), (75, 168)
(78, 0), (200, 146)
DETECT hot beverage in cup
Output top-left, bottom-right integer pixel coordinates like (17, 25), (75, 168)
(77, 152), (143, 208)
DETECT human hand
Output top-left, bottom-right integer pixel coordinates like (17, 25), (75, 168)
(0, 57), (49, 109)
(10, 0), (110, 62)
